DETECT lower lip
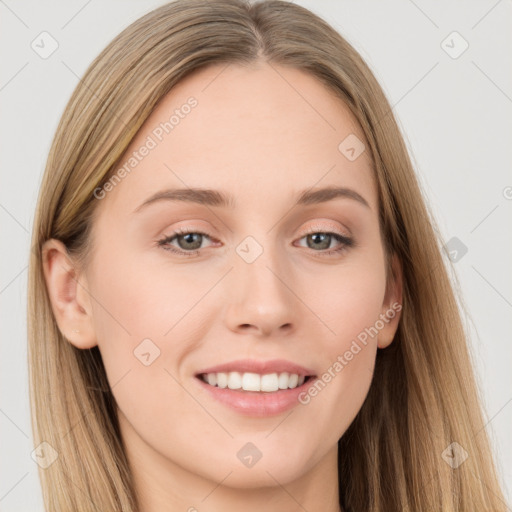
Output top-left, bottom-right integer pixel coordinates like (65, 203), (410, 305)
(195, 376), (316, 417)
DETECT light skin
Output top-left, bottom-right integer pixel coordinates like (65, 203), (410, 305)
(43, 60), (402, 512)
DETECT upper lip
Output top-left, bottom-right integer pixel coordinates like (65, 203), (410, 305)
(195, 359), (316, 377)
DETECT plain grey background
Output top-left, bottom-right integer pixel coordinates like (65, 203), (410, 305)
(1, 0), (511, 510)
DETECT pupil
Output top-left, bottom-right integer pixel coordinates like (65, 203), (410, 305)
(310, 233), (329, 250)
(180, 233), (201, 249)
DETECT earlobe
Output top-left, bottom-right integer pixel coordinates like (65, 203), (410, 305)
(41, 239), (97, 349)
(377, 252), (403, 349)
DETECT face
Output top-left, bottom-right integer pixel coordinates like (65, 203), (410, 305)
(43, 60), (401, 493)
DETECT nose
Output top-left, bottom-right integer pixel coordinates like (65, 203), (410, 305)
(223, 248), (298, 338)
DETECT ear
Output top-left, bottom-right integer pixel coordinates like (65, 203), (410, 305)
(377, 252), (403, 349)
(41, 238), (97, 349)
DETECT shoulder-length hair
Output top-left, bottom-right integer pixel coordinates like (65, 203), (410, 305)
(28, 0), (507, 510)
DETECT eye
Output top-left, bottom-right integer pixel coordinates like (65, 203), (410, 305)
(157, 225), (354, 258)
(295, 225), (354, 257)
(157, 227), (216, 257)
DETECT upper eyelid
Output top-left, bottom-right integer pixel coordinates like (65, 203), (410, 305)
(161, 224), (351, 238)
(164, 218), (352, 236)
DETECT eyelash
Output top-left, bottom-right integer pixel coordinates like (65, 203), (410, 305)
(156, 225), (354, 258)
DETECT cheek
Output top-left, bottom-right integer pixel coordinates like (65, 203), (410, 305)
(84, 249), (175, 388)
(313, 251), (387, 348)
(86, 248), (216, 412)
(87, 248), (199, 347)
(296, 249), (387, 436)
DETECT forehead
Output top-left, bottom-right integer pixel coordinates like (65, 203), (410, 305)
(95, 61), (376, 218)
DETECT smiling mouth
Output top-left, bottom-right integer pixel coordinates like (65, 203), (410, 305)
(196, 371), (315, 393)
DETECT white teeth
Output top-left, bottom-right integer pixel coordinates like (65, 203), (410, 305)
(216, 372), (228, 388)
(278, 372), (290, 389)
(200, 371), (307, 392)
(227, 371), (242, 390)
(260, 373), (278, 392)
(242, 372), (261, 391)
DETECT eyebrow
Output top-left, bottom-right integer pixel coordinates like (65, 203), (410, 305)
(132, 185), (371, 213)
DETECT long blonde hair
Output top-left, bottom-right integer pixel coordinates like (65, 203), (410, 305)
(28, 0), (508, 510)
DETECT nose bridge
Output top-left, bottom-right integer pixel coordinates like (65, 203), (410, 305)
(224, 233), (297, 334)
(236, 233), (292, 302)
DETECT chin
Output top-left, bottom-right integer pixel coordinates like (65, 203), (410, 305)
(195, 449), (316, 489)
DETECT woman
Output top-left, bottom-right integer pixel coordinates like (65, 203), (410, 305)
(27, 0), (508, 510)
